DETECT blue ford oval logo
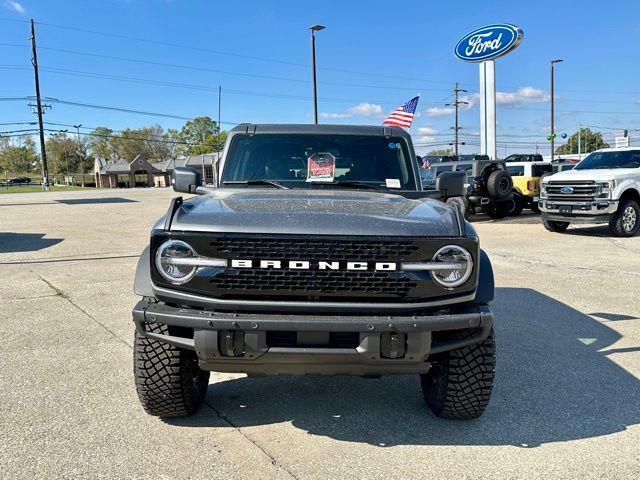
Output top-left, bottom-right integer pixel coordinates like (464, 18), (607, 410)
(455, 24), (524, 62)
(560, 187), (574, 194)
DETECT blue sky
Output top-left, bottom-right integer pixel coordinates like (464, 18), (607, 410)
(1, 0), (639, 155)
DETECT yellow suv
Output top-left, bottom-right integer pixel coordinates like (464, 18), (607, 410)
(505, 161), (553, 214)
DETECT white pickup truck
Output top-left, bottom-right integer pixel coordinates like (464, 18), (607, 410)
(539, 147), (640, 237)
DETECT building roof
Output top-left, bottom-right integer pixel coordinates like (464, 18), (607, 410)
(103, 159), (131, 174)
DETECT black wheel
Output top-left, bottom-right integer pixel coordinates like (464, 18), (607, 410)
(486, 170), (513, 200)
(507, 196), (524, 217)
(421, 327), (495, 419)
(134, 323), (210, 418)
(609, 199), (640, 237)
(446, 196), (470, 220)
(486, 201), (509, 219)
(542, 218), (570, 233)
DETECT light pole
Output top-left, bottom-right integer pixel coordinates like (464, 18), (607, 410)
(73, 124), (84, 187)
(310, 24), (325, 124)
(550, 59), (563, 162)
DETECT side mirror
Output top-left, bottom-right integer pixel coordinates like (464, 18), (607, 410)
(436, 171), (466, 198)
(172, 167), (202, 194)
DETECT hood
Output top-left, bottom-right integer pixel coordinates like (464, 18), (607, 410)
(168, 188), (461, 237)
(545, 168), (637, 182)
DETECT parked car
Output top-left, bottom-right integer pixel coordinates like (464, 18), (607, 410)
(7, 176), (31, 184)
(132, 124), (496, 420)
(505, 161), (553, 215)
(419, 157), (513, 219)
(504, 153), (544, 163)
(540, 147), (640, 236)
(552, 158), (580, 173)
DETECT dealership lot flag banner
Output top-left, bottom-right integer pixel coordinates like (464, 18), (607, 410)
(382, 96), (420, 128)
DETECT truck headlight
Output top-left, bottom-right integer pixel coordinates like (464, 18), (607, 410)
(540, 184), (548, 198)
(597, 180), (615, 198)
(430, 245), (473, 289)
(155, 240), (198, 284)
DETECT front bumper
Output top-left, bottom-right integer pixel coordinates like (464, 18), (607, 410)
(539, 199), (618, 223)
(133, 300), (493, 376)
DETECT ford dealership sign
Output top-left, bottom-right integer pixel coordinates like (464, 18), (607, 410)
(455, 24), (523, 62)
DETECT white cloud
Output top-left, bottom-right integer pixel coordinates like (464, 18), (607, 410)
(3, 1), (25, 13)
(416, 126), (438, 143)
(496, 87), (550, 106)
(426, 107), (454, 117)
(320, 102), (385, 120)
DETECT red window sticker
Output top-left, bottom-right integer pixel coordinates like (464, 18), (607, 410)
(306, 152), (336, 182)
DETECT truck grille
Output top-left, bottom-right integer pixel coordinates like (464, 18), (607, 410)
(151, 233), (478, 303)
(545, 181), (597, 201)
(212, 237), (419, 261)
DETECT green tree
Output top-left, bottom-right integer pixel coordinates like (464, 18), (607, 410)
(555, 128), (609, 155)
(87, 127), (116, 160)
(424, 148), (453, 156)
(178, 116), (226, 155)
(0, 135), (37, 174)
(46, 132), (79, 175)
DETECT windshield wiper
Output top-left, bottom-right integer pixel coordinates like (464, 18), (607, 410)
(222, 180), (289, 189)
(318, 181), (381, 190)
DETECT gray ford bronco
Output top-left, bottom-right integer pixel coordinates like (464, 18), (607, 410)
(132, 124), (496, 420)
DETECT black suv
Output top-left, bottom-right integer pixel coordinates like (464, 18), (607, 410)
(132, 124), (496, 420)
(504, 153), (544, 163)
(418, 157), (513, 219)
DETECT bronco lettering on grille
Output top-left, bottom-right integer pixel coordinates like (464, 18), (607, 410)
(230, 259), (397, 271)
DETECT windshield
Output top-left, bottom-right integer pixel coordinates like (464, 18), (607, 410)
(221, 133), (416, 190)
(575, 150), (640, 170)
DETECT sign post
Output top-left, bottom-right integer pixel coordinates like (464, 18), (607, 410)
(455, 24), (523, 160)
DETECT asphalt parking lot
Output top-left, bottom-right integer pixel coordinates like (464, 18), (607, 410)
(1, 188), (639, 479)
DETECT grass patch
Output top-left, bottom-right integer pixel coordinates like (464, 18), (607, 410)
(0, 185), (96, 194)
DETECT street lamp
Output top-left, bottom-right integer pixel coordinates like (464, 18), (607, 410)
(550, 59), (563, 162)
(73, 124), (84, 187)
(310, 24), (325, 124)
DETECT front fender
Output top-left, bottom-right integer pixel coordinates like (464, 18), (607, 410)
(134, 246), (154, 297)
(473, 249), (495, 304)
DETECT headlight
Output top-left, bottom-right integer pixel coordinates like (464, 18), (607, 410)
(540, 183), (548, 198)
(155, 239), (198, 284)
(597, 180), (615, 198)
(430, 245), (473, 289)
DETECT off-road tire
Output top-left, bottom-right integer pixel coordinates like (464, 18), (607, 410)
(507, 197), (524, 217)
(134, 323), (210, 418)
(446, 196), (470, 220)
(486, 201), (509, 219)
(486, 170), (513, 200)
(609, 199), (640, 237)
(542, 218), (570, 233)
(421, 327), (495, 419)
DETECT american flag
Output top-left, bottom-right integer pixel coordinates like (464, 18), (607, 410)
(382, 95), (420, 128)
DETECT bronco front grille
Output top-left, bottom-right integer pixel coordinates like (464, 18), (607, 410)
(212, 237), (419, 261)
(209, 268), (417, 297)
(151, 233), (478, 303)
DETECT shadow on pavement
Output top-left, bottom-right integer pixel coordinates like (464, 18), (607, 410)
(55, 197), (137, 205)
(0, 232), (63, 253)
(168, 287), (640, 447)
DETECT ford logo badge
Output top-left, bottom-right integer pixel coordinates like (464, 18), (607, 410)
(455, 24), (524, 62)
(560, 187), (574, 194)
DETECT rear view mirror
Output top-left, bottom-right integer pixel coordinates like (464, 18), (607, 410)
(436, 171), (466, 198)
(172, 167), (202, 194)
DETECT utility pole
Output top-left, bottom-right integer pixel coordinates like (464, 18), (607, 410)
(446, 83), (469, 156)
(73, 124), (84, 187)
(550, 59), (563, 162)
(310, 25), (325, 124)
(578, 123), (582, 160)
(30, 19), (49, 190)
(217, 86), (221, 134)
